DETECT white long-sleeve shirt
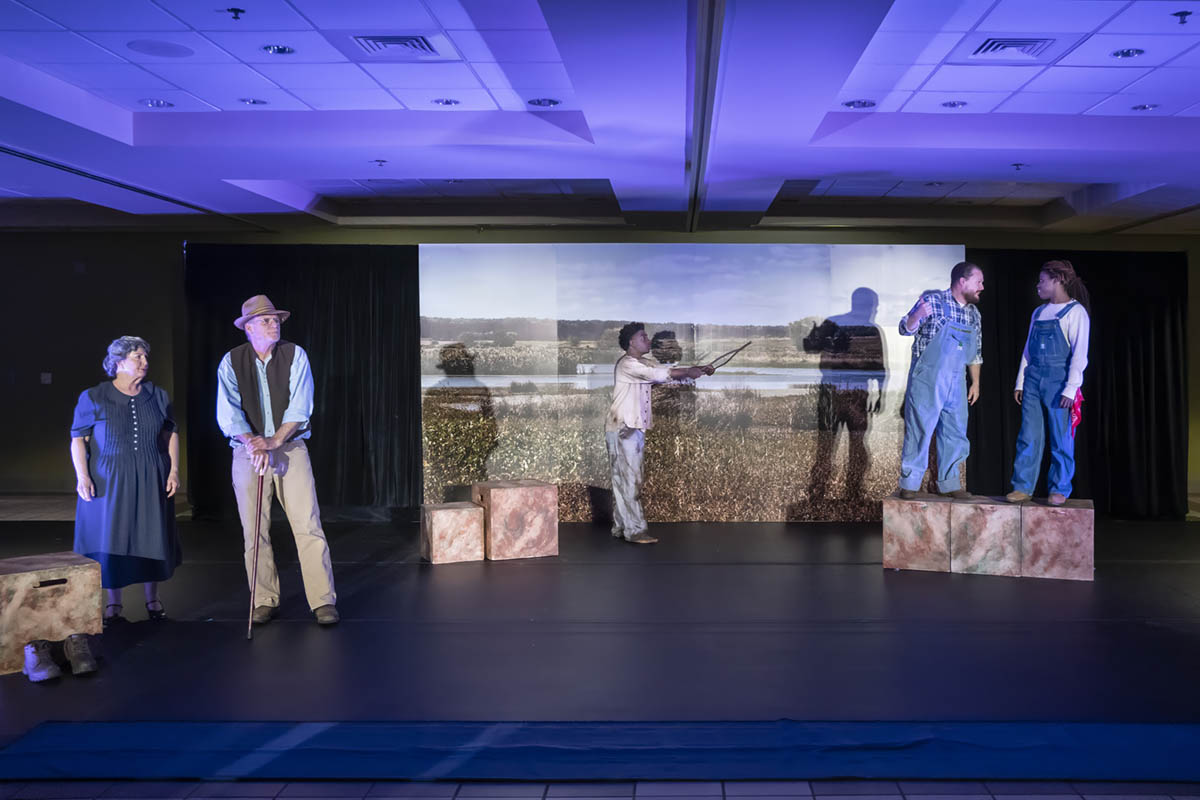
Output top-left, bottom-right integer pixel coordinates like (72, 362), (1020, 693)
(1014, 302), (1090, 400)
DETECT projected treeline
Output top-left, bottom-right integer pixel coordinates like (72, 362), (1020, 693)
(419, 243), (964, 522)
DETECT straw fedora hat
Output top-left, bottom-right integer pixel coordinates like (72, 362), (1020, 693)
(234, 294), (291, 329)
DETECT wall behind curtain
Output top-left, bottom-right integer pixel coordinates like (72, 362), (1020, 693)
(966, 249), (1187, 519)
(184, 244), (421, 520)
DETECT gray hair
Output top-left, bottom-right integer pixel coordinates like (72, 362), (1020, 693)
(103, 336), (150, 377)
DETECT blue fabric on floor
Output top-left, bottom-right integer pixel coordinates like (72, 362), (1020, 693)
(2, 721), (1198, 780)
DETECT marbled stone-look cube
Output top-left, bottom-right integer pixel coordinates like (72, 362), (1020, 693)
(421, 502), (485, 564)
(950, 498), (1022, 577)
(0, 552), (102, 675)
(471, 479), (559, 560)
(882, 493), (951, 572)
(1021, 499), (1094, 581)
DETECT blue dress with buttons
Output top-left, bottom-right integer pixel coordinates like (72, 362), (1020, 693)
(70, 381), (181, 588)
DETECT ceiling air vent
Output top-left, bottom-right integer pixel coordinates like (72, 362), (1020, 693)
(353, 34), (438, 56)
(945, 32), (1085, 66)
(324, 30), (460, 62)
(971, 37), (1055, 60)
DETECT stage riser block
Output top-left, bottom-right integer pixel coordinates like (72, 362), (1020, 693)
(950, 500), (1022, 577)
(882, 496), (951, 572)
(471, 480), (559, 561)
(0, 552), (102, 675)
(420, 502), (485, 564)
(1021, 500), (1094, 581)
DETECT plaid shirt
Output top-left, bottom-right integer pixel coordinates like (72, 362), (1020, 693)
(899, 289), (983, 366)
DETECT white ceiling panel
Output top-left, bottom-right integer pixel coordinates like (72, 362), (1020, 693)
(0, 0), (60, 30)
(1176, 99), (1200, 115)
(447, 29), (561, 62)
(0, 30), (125, 62)
(859, 32), (964, 65)
(823, 179), (902, 197)
(922, 64), (1044, 91)
(289, 87), (404, 109)
(1100, 1), (1200, 34)
(945, 181), (1019, 197)
(878, 0), (994, 32)
(885, 181), (960, 198)
(901, 90), (1012, 112)
(834, 90), (913, 112)
(490, 87), (578, 111)
(190, 87), (310, 110)
(472, 61), (571, 89)
(362, 62), (483, 89)
(1121, 67), (1200, 96)
(37, 61), (173, 89)
(994, 91), (1109, 113)
(457, 0), (549, 30)
(153, 0), (314, 31)
(1083, 94), (1195, 114)
(1158, 42), (1200, 66)
(83, 31), (237, 62)
(389, 88), (497, 110)
(92, 87), (216, 111)
(203, 30), (348, 62)
(976, 0), (1130, 33)
(285, 0), (437, 29)
(423, 0), (473, 29)
(1021, 66), (1150, 92)
(21, 0), (188, 31)
(147, 63), (279, 93)
(254, 63), (378, 89)
(841, 63), (935, 92)
(1056, 34), (1200, 67)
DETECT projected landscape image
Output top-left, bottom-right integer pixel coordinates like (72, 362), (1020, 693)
(420, 243), (964, 522)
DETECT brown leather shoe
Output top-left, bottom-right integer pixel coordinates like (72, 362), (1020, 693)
(1006, 490), (1031, 503)
(624, 532), (659, 544)
(897, 488), (918, 500)
(314, 604), (340, 625)
(1048, 493), (1067, 506)
(64, 634), (97, 675)
(940, 489), (973, 500)
(251, 605), (275, 625)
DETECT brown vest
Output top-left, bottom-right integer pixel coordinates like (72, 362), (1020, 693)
(231, 340), (297, 437)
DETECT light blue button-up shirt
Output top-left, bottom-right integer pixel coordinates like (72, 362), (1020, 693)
(216, 345), (314, 446)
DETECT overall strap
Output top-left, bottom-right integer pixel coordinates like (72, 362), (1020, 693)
(1054, 300), (1078, 319)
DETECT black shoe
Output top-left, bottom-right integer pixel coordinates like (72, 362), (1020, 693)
(145, 600), (167, 621)
(897, 488), (918, 500)
(103, 604), (124, 629)
(941, 489), (973, 500)
(64, 634), (98, 675)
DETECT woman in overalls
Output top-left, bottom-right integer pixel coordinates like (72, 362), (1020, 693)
(1006, 260), (1091, 506)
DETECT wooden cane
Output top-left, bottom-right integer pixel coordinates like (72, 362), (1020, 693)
(246, 471), (264, 640)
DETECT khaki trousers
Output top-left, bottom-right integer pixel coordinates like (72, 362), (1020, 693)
(232, 440), (336, 610)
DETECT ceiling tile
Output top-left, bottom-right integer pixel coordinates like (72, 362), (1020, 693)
(977, 0), (1131, 33)
(1021, 65), (1150, 92)
(1083, 94), (1195, 114)
(289, 87), (403, 109)
(471, 61), (570, 89)
(901, 90), (1012, 112)
(922, 64), (1044, 91)
(423, 0), (473, 29)
(878, 0), (994, 32)
(834, 90), (913, 112)
(823, 179), (902, 197)
(203, 30), (348, 62)
(994, 91), (1109, 113)
(91, 87), (217, 111)
(21, 0), (188, 31)
(1056, 33), (1200, 67)
(0, 0), (61, 30)
(1177, 99), (1200, 115)
(254, 63), (379, 89)
(38, 61), (173, 88)
(153, 0), (313, 31)
(389, 88), (498, 110)
(886, 181), (961, 198)
(859, 32), (963, 65)
(83, 31), (237, 62)
(456, 0), (548, 30)
(146, 62), (278, 93)
(841, 63), (935, 92)
(189, 87), (311, 110)
(1121, 67), (1200, 96)
(0, 30), (125, 62)
(285, 0), (436, 29)
(1160, 41), (1200, 66)
(447, 29), (561, 61)
(1100, 1), (1200, 34)
(945, 181), (1019, 197)
(490, 87), (578, 111)
(362, 62), (482, 89)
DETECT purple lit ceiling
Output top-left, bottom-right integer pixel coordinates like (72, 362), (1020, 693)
(2, 0), (1200, 233)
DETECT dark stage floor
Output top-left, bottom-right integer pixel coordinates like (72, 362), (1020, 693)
(1, 517), (1199, 779)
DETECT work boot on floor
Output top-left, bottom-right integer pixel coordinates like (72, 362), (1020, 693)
(64, 634), (97, 675)
(624, 532), (658, 544)
(897, 488), (918, 500)
(1006, 490), (1031, 503)
(251, 605), (275, 625)
(1048, 493), (1067, 506)
(22, 640), (61, 683)
(314, 604), (340, 625)
(941, 489), (973, 500)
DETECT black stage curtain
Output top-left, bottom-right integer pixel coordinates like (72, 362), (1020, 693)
(965, 248), (1187, 519)
(184, 244), (421, 520)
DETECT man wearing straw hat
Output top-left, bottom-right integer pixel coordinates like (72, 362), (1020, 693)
(216, 295), (338, 626)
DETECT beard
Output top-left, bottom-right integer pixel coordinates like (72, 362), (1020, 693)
(963, 290), (982, 304)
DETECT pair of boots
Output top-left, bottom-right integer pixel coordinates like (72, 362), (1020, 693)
(22, 635), (97, 683)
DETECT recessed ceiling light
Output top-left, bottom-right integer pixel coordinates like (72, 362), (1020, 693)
(126, 39), (194, 58)
(1131, 103), (1159, 111)
(262, 44), (294, 55)
(431, 98), (460, 106)
(527, 97), (561, 107)
(139, 98), (174, 109)
(841, 99), (876, 109)
(1110, 48), (1145, 59)
(239, 98), (267, 105)
(941, 100), (968, 108)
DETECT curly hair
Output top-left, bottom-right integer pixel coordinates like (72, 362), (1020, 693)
(1041, 259), (1090, 313)
(618, 322), (644, 351)
(102, 336), (150, 377)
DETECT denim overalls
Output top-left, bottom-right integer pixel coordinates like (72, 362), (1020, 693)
(1010, 302), (1078, 498)
(899, 320), (976, 492)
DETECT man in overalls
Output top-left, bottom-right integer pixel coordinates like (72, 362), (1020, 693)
(897, 262), (984, 500)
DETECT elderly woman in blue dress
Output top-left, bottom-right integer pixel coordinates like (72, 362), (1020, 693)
(70, 336), (181, 625)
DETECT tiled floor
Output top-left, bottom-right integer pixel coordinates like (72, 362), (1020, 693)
(0, 783), (1198, 800)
